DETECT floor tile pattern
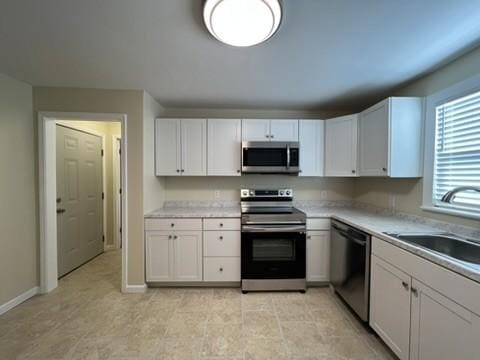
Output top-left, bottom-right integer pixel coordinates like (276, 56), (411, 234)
(0, 251), (397, 359)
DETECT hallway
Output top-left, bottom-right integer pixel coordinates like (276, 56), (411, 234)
(0, 250), (394, 359)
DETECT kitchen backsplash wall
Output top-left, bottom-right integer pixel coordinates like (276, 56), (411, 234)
(164, 176), (355, 202)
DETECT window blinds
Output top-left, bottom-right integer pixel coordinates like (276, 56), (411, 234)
(434, 89), (480, 212)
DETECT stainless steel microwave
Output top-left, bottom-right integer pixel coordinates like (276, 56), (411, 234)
(241, 141), (300, 174)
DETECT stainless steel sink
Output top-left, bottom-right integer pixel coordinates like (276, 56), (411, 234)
(384, 233), (480, 266)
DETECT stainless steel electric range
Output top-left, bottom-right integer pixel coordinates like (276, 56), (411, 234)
(240, 188), (307, 293)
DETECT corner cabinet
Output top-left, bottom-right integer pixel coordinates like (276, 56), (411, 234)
(155, 118), (207, 176)
(299, 120), (324, 177)
(358, 97), (423, 177)
(325, 114), (358, 177)
(242, 119), (299, 142)
(370, 237), (480, 360)
(207, 119), (241, 176)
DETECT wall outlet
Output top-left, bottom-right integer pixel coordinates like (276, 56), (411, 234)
(214, 190), (221, 200)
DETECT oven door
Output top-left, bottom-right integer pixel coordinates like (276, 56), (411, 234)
(242, 141), (299, 174)
(241, 225), (306, 279)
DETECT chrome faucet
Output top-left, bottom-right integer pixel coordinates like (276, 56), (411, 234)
(440, 186), (480, 203)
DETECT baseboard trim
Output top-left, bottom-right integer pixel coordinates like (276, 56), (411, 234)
(0, 286), (39, 315)
(124, 284), (147, 293)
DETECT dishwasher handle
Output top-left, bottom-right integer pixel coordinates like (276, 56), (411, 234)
(332, 224), (367, 246)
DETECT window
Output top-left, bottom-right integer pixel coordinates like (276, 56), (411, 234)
(432, 89), (480, 214)
(423, 74), (480, 219)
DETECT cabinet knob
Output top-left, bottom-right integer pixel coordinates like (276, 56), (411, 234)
(219, 223), (223, 227)
(168, 235), (172, 239)
(173, 235), (178, 239)
(171, 223), (175, 227)
(219, 236), (223, 240)
(411, 287), (418, 297)
(270, 134), (274, 138)
(237, 169), (241, 173)
(181, 169), (185, 173)
(219, 267), (223, 272)
(401, 281), (409, 290)
(265, 134), (269, 138)
(351, 169), (356, 174)
(176, 169), (180, 173)
(307, 235), (311, 239)
(382, 167), (387, 172)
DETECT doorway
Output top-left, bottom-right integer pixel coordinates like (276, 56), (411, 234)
(39, 112), (128, 293)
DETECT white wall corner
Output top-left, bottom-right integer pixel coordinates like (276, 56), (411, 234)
(0, 287), (39, 315)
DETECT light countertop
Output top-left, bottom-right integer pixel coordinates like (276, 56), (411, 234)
(145, 201), (480, 283)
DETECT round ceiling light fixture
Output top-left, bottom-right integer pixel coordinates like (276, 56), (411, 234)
(203, 0), (282, 47)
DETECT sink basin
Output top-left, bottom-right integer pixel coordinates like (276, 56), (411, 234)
(384, 233), (480, 266)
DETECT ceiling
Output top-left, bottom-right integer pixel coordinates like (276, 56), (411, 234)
(1, 0), (480, 110)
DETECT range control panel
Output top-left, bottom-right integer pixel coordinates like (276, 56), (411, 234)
(240, 188), (293, 199)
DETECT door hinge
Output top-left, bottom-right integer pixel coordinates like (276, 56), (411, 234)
(102, 235), (105, 242)
(102, 192), (105, 200)
(101, 149), (104, 157)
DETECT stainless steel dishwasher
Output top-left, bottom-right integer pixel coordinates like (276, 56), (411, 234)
(330, 219), (371, 322)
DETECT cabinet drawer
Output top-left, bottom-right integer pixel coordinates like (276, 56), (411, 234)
(204, 257), (240, 282)
(145, 218), (202, 231)
(203, 218), (240, 231)
(307, 218), (331, 230)
(204, 231), (240, 257)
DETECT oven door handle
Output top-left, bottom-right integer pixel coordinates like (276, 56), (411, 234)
(243, 221), (305, 225)
(242, 225), (306, 233)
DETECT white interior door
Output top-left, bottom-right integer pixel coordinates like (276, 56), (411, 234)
(56, 125), (103, 277)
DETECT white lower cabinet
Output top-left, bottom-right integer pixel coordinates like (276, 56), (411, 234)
(370, 237), (480, 360)
(410, 279), (480, 360)
(306, 231), (330, 282)
(204, 257), (241, 282)
(146, 230), (202, 282)
(370, 255), (411, 360)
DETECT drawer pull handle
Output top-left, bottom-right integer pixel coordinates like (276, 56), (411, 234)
(219, 267), (223, 272)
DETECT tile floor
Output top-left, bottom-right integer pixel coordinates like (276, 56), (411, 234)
(0, 250), (397, 359)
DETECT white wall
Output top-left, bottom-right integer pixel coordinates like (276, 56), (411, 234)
(0, 74), (37, 306)
(354, 45), (480, 228)
(143, 91), (165, 212)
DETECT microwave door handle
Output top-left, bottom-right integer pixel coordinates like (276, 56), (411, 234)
(286, 144), (291, 170)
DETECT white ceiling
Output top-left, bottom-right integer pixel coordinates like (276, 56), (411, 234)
(1, 0), (480, 110)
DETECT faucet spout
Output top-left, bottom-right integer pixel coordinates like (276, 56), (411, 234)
(440, 186), (480, 203)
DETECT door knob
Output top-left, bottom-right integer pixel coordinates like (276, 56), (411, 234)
(56, 208), (66, 214)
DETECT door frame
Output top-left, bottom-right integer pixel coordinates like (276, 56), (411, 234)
(112, 135), (122, 249)
(55, 121), (109, 251)
(38, 112), (128, 294)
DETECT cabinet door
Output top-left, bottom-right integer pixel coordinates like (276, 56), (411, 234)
(325, 115), (358, 176)
(173, 231), (203, 281)
(270, 119), (299, 141)
(370, 255), (411, 360)
(359, 100), (389, 176)
(207, 119), (241, 176)
(155, 119), (181, 175)
(299, 120), (324, 176)
(306, 231), (330, 282)
(410, 279), (480, 360)
(145, 231), (173, 281)
(242, 119), (270, 141)
(181, 119), (207, 176)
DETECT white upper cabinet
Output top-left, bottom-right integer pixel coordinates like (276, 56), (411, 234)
(181, 119), (207, 176)
(325, 114), (358, 177)
(242, 119), (299, 142)
(242, 119), (270, 141)
(207, 119), (241, 176)
(270, 119), (299, 141)
(359, 97), (423, 177)
(299, 120), (324, 176)
(155, 118), (207, 176)
(155, 119), (181, 176)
